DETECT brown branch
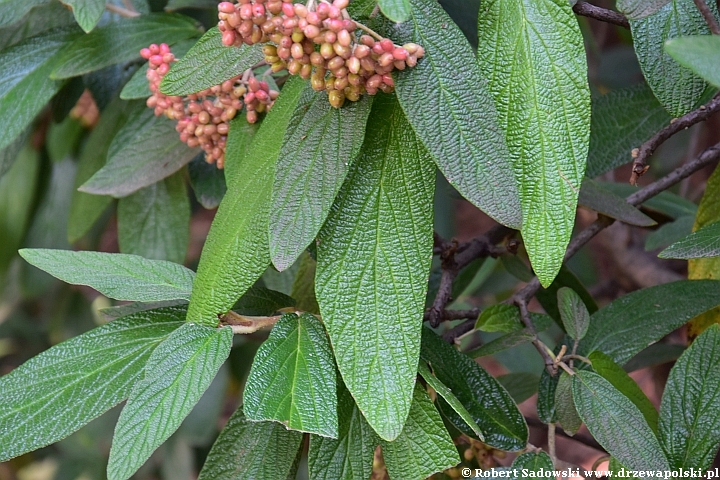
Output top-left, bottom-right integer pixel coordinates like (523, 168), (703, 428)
(441, 318), (475, 342)
(693, 0), (720, 34)
(517, 296), (557, 374)
(630, 94), (720, 185)
(573, 2), (630, 29)
(424, 308), (480, 321)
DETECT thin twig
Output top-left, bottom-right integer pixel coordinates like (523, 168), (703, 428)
(424, 308), (480, 321)
(630, 94), (720, 185)
(105, 3), (140, 17)
(517, 300), (557, 374)
(572, 2), (630, 29)
(693, 0), (720, 34)
(221, 311), (282, 334)
(526, 417), (606, 453)
(441, 319), (475, 342)
(548, 423), (557, 464)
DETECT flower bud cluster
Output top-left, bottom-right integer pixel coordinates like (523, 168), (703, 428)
(217, 0), (424, 108)
(140, 43), (278, 168)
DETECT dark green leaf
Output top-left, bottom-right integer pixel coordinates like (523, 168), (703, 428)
(51, 13), (199, 79)
(659, 324), (720, 469)
(186, 77), (304, 326)
(290, 251), (320, 314)
(0, 125), (29, 180)
(645, 215), (695, 252)
(269, 84), (373, 270)
(0, 0), (49, 27)
(537, 368), (560, 423)
(555, 372), (581, 435)
(378, 0), (411, 22)
(0, 307), (185, 462)
(19, 249), (195, 301)
(159, 27), (263, 96)
(107, 323), (233, 480)
(496, 373), (540, 404)
(99, 300), (187, 321)
(557, 287), (590, 341)
(421, 328), (528, 451)
(223, 117), (258, 187)
(0, 1), (75, 51)
(665, 35), (720, 89)
(511, 451), (554, 473)
(244, 313), (338, 436)
(188, 152), (226, 209)
(60, 0), (104, 32)
(624, 343), (686, 372)
(628, 1), (717, 116)
(231, 284), (295, 315)
(659, 220), (720, 259)
(580, 280), (720, 365)
(197, 406), (303, 480)
(477, 0), (590, 287)
(617, 0), (671, 19)
(475, 304), (523, 333)
(165, 0), (219, 10)
(589, 350), (658, 432)
(467, 330), (537, 358)
(315, 94), (435, 441)
(117, 170), (190, 264)
(573, 371), (669, 470)
(120, 63), (151, 100)
(391, 0), (521, 229)
(579, 178), (656, 227)
(80, 107), (199, 197)
(379, 384), (460, 480)
(536, 265), (598, 323)
(46, 116), (84, 162)
(587, 85), (673, 178)
(308, 384), (377, 480)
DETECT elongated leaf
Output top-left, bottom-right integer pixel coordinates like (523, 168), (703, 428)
(573, 371), (670, 470)
(108, 323), (233, 480)
(380, 384), (460, 480)
(117, 171), (190, 264)
(19, 249), (195, 301)
(0, 307), (185, 462)
(420, 328), (527, 450)
(665, 35), (720, 89)
(0, 1), (75, 51)
(315, 94), (435, 441)
(0, 0), (50, 27)
(80, 108), (199, 197)
(659, 325), (720, 469)
(0, 27), (79, 151)
(478, 0), (589, 286)
(467, 329), (537, 358)
(186, 77), (305, 326)
(629, 1), (717, 116)
(390, 0), (521, 228)
(269, 85), (373, 270)
(659, 220), (720, 259)
(512, 451), (554, 472)
(99, 300), (187, 322)
(197, 406), (303, 480)
(586, 85), (673, 178)
(308, 384), (377, 480)
(120, 63), (151, 100)
(579, 178), (657, 227)
(378, 0), (410, 22)
(598, 181), (698, 219)
(418, 361), (483, 439)
(555, 372), (582, 435)
(51, 13), (199, 79)
(589, 351), (658, 432)
(536, 264), (598, 323)
(475, 304), (523, 333)
(645, 215), (695, 251)
(0, 125), (29, 180)
(232, 284), (295, 315)
(617, 0), (672, 19)
(60, 0), (104, 32)
(159, 27), (263, 96)
(497, 373), (539, 404)
(290, 251), (320, 313)
(188, 152), (226, 209)
(244, 313), (338, 436)
(557, 287), (590, 341)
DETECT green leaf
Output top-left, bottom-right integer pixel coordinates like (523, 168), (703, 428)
(223, 117), (258, 188)
(665, 35), (720, 89)
(477, 0), (590, 287)
(379, 384), (460, 480)
(0, 1), (75, 51)
(555, 371), (582, 435)
(420, 328), (528, 450)
(308, 384), (377, 480)
(165, 0), (219, 10)
(497, 373), (540, 404)
(418, 361), (484, 440)
(186, 77), (304, 326)
(377, 0), (411, 22)
(51, 13), (199, 79)
(537, 368), (560, 423)
(659, 324), (720, 469)
(659, 220), (720, 259)
(617, 0), (672, 19)
(120, 63), (151, 100)
(580, 280), (720, 365)
(60, 0), (105, 32)
(0, 0), (50, 28)
(107, 323), (233, 480)
(19, 249), (196, 302)
(99, 300), (187, 322)
(315, 94), (435, 441)
(0, 27), (79, 151)
(572, 371), (670, 470)
(628, 1), (717, 116)
(475, 304), (523, 333)
(589, 351), (658, 432)
(557, 287), (590, 341)
(579, 178), (657, 227)
(511, 451), (554, 472)
(117, 170), (190, 264)
(269, 84), (373, 270)
(624, 343), (686, 373)
(0, 125), (29, 180)
(598, 181), (698, 219)
(197, 406), (303, 480)
(159, 27), (263, 96)
(290, 251), (320, 313)
(79, 107), (199, 197)
(244, 313), (338, 436)
(586, 85), (673, 178)
(391, 0), (521, 229)
(232, 284), (295, 315)
(466, 329), (537, 358)
(0, 306), (185, 462)
(536, 264), (598, 323)
(188, 152), (226, 209)
(645, 215), (695, 252)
